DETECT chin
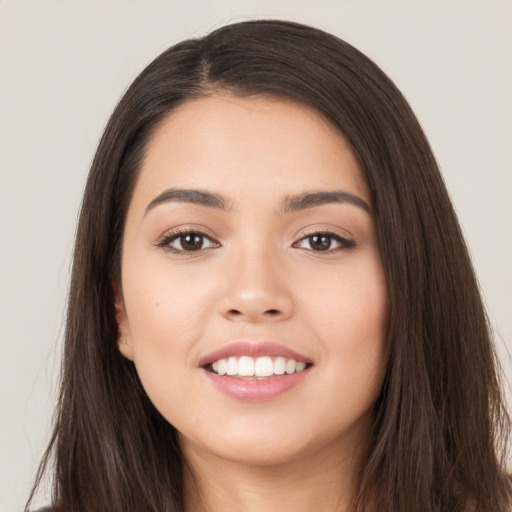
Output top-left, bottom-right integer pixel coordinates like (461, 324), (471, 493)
(188, 435), (311, 468)
(180, 409), (372, 470)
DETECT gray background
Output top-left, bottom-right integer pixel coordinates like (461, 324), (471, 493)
(1, 1), (511, 510)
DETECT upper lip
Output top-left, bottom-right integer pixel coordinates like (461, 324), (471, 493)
(198, 341), (313, 367)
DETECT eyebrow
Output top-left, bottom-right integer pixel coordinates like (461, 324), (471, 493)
(144, 188), (371, 216)
(145, 188), (230, 215)
(282, 191), (371, 213)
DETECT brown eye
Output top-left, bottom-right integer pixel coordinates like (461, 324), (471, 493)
(294, 232), (356, 252)
(158, 231), (220, 253)
(179, 233), (204, 251)
(308, 234), (332, 251)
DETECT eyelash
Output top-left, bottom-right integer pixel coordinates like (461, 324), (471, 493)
(156, 228), (220, 254)
(293, 229), (356, 253)
(156, 228), (356, 255)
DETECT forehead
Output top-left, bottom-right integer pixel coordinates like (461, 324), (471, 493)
(131, 94), (369, 211)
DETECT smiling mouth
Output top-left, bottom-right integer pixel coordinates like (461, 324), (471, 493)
(206, 356), (312, 379)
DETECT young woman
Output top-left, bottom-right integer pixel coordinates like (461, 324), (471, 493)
(26, 19), (511, 512)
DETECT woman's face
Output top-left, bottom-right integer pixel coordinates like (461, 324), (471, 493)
(117, 94), (388, 467)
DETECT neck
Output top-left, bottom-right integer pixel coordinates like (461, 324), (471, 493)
(182, 433), (367, 512)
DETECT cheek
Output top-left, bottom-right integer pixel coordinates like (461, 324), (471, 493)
(120, 259), (212, 386)
(304, 252), (388, 339)
(303, 254), (389, 390)
(121, 266), (209, 422)
(123, 256), (213, 339)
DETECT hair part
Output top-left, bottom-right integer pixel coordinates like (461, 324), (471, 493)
(26, 19), (511, 512)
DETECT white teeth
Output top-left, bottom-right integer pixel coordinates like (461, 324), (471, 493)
(296, 362), (306, 372)
(238, 356), (255, 376)
(274, 356), (286, 375)
(227, 356), (238, 376)
(217, 358), (227, 376)
(255, 356), (273, 377)
(285, 359), (297, 374)
(210, 356), (309, 377)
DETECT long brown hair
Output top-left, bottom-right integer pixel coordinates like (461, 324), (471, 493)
(26, 19), (511, 512)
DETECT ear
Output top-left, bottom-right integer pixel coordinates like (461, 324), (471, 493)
(113, 281), (135, 361)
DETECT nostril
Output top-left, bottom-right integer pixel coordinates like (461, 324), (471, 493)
(224, 307), (283, 320)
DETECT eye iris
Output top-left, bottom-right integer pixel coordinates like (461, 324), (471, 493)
(310, 234), (331, 251)
(180, 234), (203, 251)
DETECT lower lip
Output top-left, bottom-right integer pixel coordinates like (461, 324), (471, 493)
(202, 368), (311, 401)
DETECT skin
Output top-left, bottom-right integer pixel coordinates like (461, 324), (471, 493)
(116, 94), (389, 512)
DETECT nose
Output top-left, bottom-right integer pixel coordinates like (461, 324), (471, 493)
(219, 247), (294, 323)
